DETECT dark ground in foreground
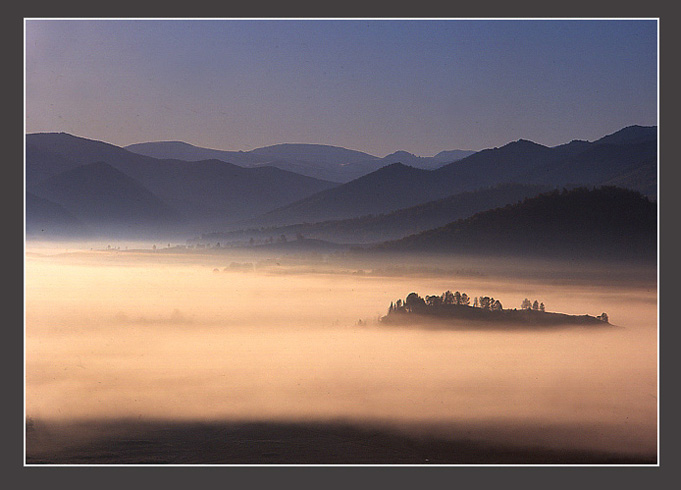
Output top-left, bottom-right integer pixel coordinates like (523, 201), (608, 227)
(25, 420), (656, 465)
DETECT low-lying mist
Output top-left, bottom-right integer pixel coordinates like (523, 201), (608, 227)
(25, 244), (657, 458)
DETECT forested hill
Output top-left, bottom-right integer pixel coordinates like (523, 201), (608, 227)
(379, 187), (656, 262)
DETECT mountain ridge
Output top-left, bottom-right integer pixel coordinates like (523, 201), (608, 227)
(124, 140), (477, 182)
(26, 133), (338, 233)
(251, 125), (656, 227)
(26, 125), (657, 239)
(378, 186), (656, 262)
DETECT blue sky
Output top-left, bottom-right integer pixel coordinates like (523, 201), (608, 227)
(25, 19), (658, 157)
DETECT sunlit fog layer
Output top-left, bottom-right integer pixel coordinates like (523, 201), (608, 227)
(25, 244), (657, 455)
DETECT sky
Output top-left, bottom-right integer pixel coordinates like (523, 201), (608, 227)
(25, 19), (658, 157)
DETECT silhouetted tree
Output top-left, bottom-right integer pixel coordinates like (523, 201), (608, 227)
(453, 291), (462, 305)
(479, 296), (492, 310)
(492, 299), (503, 311)
(405, 292), (426, 312)
(426, 295), (443, 306)
(442, 290), (455, 304)
(521, 298), (532, 310)
(539, 302), (545, 312)
(597, 312), (609, 323)
(473, 297), (479, 308)
(461, 293), (470, 306)
(532, 300), (539, 311)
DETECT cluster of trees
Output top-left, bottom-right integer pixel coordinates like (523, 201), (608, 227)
(384, 290), (612, 326)
(521, 298), (545, 312)
(388, 290), (503, 314)
(245, 233), (306, 247)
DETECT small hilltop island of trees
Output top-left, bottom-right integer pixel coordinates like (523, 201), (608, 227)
(382, 290), (611, 328)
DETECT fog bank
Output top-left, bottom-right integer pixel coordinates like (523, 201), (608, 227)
(25, 247), (657, 457)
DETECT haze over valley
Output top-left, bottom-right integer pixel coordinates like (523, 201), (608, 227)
(24, 18), (659, 465)
(25, 125), (659, 464)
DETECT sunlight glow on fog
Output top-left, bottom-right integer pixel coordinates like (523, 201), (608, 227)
(25, 247), (657, 455)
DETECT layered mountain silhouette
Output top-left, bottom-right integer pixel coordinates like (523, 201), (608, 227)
(26, 133), (337, 235)
(30, 161), (180, 234)
(200, 184), (550, 245)
(251, 162), (449, 226)
(26, 192), (88, 237)
(26, 126), (656, 240)
(125, 141), (476, 183)
(378, 187), (656, 262)
(253, 126), (656, 226)
(432, 149), (479, 162)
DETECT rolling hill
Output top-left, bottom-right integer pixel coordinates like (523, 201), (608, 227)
(379, 187), (656, 262)
(30, 161), (180, 234)
(251, 126), (656, 226)
(25, 125), (656, 240)
(198, 183), (550, 245)
(125, 140), (476, 183)
(25, 192), (88, 237)
(435, 125), (657, 193)
(249, 162), (453, 226)
(26, 133), (338, 233)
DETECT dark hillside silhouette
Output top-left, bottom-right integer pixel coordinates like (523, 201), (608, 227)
(26, 192), (88, 236)
(435, 126), (656, 197)
(252, 162), (458, 226)
(26, 126), (656, 236)
(26, 143), (85, 187)
(526, 140), (656, 189)
(593, 125), (657, 146)
(251, 126), (656, 227)
(31, 162), (180, 231)
(380, 187), (656, 262)
(199, 183), (549, 245)
(434, 139), (559, 191)
(26, 133), (338, 231)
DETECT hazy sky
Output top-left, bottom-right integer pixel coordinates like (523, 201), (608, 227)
(25, 19), (658, 157)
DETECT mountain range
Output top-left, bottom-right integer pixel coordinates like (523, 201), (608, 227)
(251, 126), (656, 227)
(26, 133), (337, 236)
(196, 183), (551, 245)
(124, 141), (476, 183)
(26, 125), (657, 243)
(31, 161), (180, 234)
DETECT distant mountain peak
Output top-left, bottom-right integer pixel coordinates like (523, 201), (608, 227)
(512, 138), (546, 148)
(254, 142), (357, 151)
(595, 125), (657, 146)
(129, 140), (199, 149)
(384, 150), (417, 159)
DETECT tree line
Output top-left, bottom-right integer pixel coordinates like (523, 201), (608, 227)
(388, 291), (553, 315)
